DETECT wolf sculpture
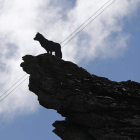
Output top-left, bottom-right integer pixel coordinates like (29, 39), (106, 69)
(34, 32), (62, 58)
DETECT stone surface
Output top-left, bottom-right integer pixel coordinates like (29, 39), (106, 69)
(20, 53), (140, 140)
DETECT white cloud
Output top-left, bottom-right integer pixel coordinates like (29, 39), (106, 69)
(0, 0), (140, 120)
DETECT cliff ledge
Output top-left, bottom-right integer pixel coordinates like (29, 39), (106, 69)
(20, 53), (140, 140)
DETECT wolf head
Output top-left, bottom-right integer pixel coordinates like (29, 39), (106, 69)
(34, 32), (42, 40)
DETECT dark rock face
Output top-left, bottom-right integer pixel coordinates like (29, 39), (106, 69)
(20, 53), (140, 140)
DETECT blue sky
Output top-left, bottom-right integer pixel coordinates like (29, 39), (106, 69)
(0, 0), (140, 140)
(85, 9), (140, 83)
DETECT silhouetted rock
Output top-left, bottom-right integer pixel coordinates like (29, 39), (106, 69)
(20, 53), (140, 140)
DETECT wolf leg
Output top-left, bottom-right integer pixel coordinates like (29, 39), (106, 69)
(55, 50), (62, 58)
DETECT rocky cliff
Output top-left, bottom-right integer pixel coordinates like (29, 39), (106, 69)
(20, 53), (140, 140)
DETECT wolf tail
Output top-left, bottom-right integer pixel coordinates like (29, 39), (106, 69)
(55, 44), (62, 58)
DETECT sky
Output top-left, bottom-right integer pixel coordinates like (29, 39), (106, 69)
(0, 0), (140, 139)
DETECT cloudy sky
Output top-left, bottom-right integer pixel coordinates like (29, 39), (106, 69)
(0, 0), (140, 139)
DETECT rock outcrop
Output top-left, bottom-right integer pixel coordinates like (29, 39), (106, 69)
(20, 53), (140, 140)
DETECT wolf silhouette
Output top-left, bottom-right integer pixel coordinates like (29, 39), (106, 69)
(34, 32), (62, 58)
